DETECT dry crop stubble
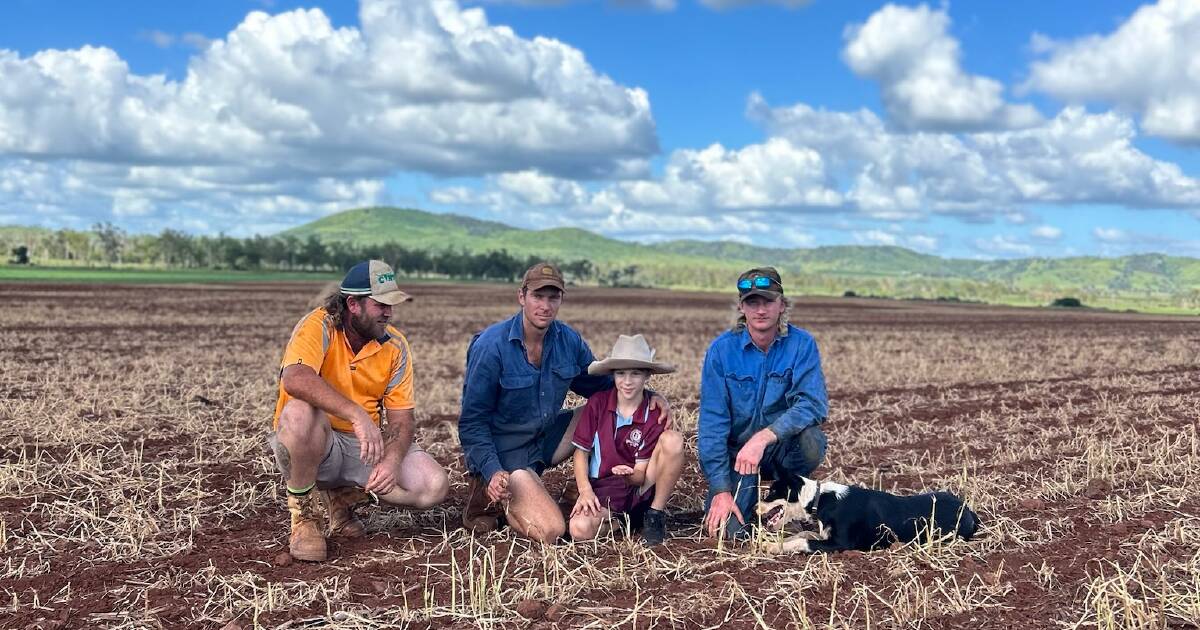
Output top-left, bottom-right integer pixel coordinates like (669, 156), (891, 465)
(0, 281), (1198, 628)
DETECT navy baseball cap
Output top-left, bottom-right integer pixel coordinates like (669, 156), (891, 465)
(340, 260), (412, 305)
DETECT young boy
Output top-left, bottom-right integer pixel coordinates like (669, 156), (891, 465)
(569, 334), (685, 546)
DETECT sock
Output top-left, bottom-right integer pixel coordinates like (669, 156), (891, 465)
(287, 482), (315, 497)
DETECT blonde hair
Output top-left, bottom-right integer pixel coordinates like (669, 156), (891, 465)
(731, 295), (792, 334)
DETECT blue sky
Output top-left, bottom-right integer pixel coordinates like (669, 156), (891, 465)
(1, 0), (1198, 258)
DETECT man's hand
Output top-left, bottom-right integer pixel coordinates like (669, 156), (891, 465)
(365, 454), (399, 494)
(648, 393), (672, 429)
(734, 429), (777, 475)
(610, 464), (634, 476)
(351, 412), (385, 466)
(487, 470), (512, 502)
(571, 489), (601, 518)
(704, 491), (744, 538)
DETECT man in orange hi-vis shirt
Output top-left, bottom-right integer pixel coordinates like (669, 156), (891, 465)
(270, 260), (449, 562)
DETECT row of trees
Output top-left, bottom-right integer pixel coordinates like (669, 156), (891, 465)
(4, 224), (646, 286)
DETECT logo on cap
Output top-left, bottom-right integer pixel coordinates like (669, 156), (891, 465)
(377, 272), (395, 284)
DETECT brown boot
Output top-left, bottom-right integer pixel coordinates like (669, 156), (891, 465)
(462, 474), (501, 534)
(321, 487), (370, 538)
(287, 492), (327, 562)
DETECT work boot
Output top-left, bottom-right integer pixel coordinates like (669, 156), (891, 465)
(321, 486), (371, 538)
(642, 507), (667, 547)
(287, 492), (327, 562)
(462, 474), (501, 534)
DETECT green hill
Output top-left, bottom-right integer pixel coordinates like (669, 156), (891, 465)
(284, 207), (1200, 310)
(5, 208), (1199, 311)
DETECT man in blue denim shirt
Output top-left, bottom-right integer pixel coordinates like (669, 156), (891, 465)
(459, 262), (668, 542)
(699, 267), (828, 540)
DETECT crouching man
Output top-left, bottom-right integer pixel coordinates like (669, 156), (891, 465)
(700, 267), (829, 540)
(270, 260), (449, 562)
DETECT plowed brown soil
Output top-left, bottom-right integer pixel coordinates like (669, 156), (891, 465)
(1, 281), (1197, 629)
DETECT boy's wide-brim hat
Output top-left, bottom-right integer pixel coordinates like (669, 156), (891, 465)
(588, 334), (677, 375)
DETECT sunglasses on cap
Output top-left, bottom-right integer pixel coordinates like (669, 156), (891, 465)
(737, 276), (781, 293)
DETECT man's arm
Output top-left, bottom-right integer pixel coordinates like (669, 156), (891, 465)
(458, 336), (505, 482)
(697, 345), (734, 494)
(281, 363), (382, 464)
(766, 337), (829, 440)
(568, 338), (614, 398)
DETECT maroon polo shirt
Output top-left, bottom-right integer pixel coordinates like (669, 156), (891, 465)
(571, 388), (664, 479)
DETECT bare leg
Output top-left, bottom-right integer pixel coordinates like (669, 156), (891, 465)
(506, 469), (566, 543)
(549, 408), (586, 467)
(275, 400), (331, 489)
(568, 507), (611, 541)
(639, 430), (684, 511)
(375, 446), (450, 509)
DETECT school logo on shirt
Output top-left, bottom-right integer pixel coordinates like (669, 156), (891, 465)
(625, 428), (643, 449)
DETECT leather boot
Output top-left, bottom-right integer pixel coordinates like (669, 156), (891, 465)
(462, 474), (501, 534)
(288, 492), (327, 562)
(321, 486), (371, 538)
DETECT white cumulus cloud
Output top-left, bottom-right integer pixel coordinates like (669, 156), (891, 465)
(0, 0), (657, 232)
(842, 3), (1040, 131)
(1024, 0), (1200, 143)
(1032, 225), (1062, 240)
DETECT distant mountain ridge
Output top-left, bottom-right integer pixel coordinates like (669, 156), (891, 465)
(281, 208), (1200, 306)
(4, 207), (1198, 311)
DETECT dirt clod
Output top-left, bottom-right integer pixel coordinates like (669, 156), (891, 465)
(1084, 478), (1113, 499)
(545, 603), (565, 622)
(516, 599), (546, 620)
(273, 551), (293, 567)
(1019, 498), (1045, 510)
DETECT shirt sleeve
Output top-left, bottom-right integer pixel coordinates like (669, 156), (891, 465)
(383, 333), (415, 410)
(571, 396), (600, 452)
(569, 336), (614, 398)
(279, 311), (328, 373)
(767, 336), (829, 440)
(698, 342), (735, 494)
(458, 333), (504, 481)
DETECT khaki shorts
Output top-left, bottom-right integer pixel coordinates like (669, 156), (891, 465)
(268, 430), (393, 490)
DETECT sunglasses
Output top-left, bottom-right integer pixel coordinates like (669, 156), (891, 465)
(737, 276), (781, 292)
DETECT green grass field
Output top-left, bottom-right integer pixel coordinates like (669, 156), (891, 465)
(0, 265), (340, 284)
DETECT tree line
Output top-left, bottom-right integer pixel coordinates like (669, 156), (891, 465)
(3, 223), (646, 286)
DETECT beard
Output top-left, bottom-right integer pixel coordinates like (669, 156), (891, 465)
(351, 308), (386, 340)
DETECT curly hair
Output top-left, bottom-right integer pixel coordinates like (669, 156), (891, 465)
(313, 282), (360, 330)
(730, 295), (792, 334)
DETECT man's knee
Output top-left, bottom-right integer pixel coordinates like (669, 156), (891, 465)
(789, 425), (827, 476)
(277, 401), (327, 444)
(412, 466), (450, 509)
(509, 470), (565, 543)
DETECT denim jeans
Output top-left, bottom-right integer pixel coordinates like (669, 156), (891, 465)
(705, 424), (827, 539)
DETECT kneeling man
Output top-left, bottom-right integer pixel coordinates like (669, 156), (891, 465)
(700, 267), (829, 540)
(270, 260), (449, 562)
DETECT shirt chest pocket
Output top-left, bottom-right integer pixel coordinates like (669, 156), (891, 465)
(551, 363), (579, 386)
(499, 372), (538, 420)
(724, 372), (758, 420)
(763, 367), (793, 412)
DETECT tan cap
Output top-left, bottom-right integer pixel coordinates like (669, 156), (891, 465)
(340, 259), (412, 306)
(522, 262), (565, 292)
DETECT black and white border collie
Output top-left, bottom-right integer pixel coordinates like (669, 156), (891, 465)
(757, 476), (979, 554)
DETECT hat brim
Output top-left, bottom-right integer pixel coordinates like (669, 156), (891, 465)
(587, 358), (676, 375)
(370, 289), (413, 305)
(739, 289), (782, 302)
